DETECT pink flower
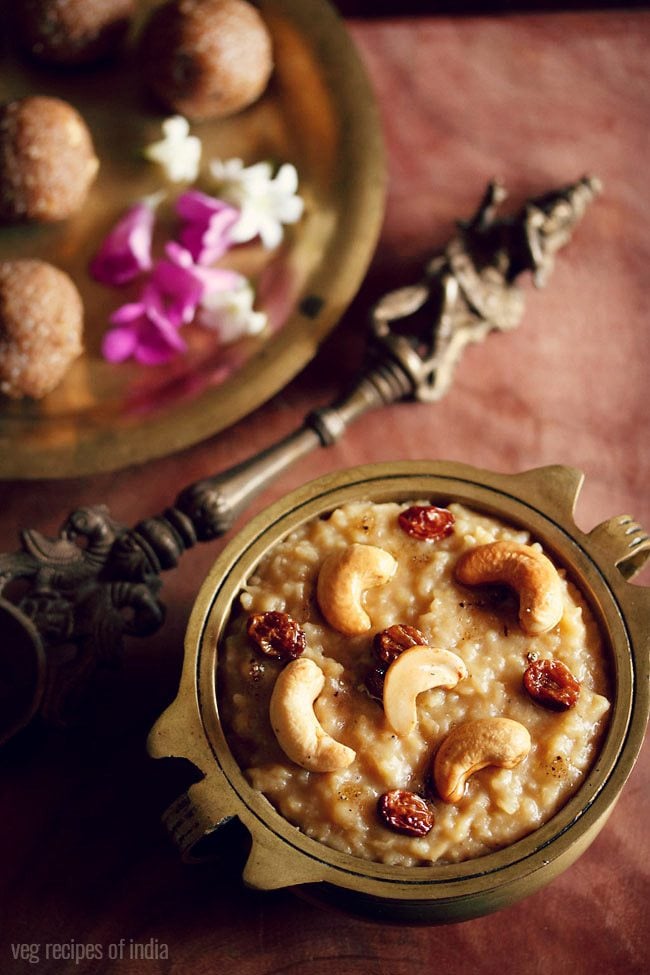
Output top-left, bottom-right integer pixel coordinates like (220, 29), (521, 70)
(90, 202), (155, 286)
(175, 190), (239, 265)
(101, 245), (247, 366)
(151, 242), (244, 325)
(150, 243), (204, 326)
(102, 285), (186, 365)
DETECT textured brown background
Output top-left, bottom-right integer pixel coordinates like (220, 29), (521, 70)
(1, 3), (649, 973)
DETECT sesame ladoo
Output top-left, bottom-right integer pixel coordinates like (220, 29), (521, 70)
(139, 0), (274, 121)
(16, 0), (135, 66)
(0, 95), (99, 223)
(0, 260), (83, 400)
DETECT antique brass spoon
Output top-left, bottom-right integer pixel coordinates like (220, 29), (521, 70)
(0, 176), (601, 744)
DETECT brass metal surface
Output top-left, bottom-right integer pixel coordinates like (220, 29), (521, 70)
(148, 461), (650, 923)
(0, 0), (386, 478)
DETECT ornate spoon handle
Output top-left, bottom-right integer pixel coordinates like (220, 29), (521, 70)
(0, 176), (600, 739)
(141, 342), (413, 551)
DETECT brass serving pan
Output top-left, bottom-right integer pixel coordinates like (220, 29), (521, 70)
(148, 460), (650, 923)
(0, 0), (385, 478)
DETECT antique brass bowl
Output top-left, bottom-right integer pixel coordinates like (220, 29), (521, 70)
(148, 460), (649, 923)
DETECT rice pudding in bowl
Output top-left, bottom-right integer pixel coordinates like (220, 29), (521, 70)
(219, 498), (611, 867)
(148, 462), (650, 922)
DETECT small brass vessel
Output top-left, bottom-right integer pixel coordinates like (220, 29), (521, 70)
(148, 460), (649, 923)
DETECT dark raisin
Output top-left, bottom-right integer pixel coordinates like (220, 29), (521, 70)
(398, 505), (455, 541)
(363, 663), (387, 701)
(247, 611), (306, 662)
(377, 789), (435, 836)
(373, 623), (426, 665)
(523, 658), (580, 711)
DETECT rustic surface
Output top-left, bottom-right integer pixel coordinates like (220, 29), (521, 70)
(1, 4), (649, 973)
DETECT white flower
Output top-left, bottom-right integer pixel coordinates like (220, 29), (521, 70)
(197, 279), (267, 343)
(209, 157), (304, 249)
(143, 116), (202, 183)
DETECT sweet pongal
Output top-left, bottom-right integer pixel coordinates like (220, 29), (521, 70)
(218, 500), (611, 866)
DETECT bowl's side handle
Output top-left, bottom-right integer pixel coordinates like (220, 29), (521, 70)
(148, 696), (331, 885)
(587, 515), (650, 581)
(147, 686), (244, 862)
(156, 774), (331, 889)
(160, 786), (238, 863)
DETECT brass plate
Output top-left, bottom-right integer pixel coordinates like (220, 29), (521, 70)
(0, 0), (385, 479)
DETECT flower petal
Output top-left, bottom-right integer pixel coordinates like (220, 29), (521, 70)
(146, 302), (187, 351)
(134, 330), (183, 365)
(257, 216), (284, 251)
(197, 280), (267, 341)
(198, 267), (245, 296)
(176, 190), (240, 264)
(175, 188), (224, 221)
(103, 288), (187, 366)
(102, 326), (138, 363)
(208, 157), (304, 250)
(109, 300), (148, 326)
(274, 163), (299, 194)
(149, 261), (203, 325)
(143, 115), (202, 183)
(164, 240), (194, 268)
(90, 202), (155, 286)
(276, 194), (304, 224)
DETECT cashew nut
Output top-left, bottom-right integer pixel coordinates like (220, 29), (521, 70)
(454, 540), (563, 634)
(269, 657), (356, 772)
(434, 717), (532, 803)
(383, 646), (468, 736)
(316, 543), (397, 635)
